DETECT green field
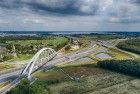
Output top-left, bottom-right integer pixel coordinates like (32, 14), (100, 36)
(107, 48), (134, 60)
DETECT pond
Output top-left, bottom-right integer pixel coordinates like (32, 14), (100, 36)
(96, 53), (111, 59)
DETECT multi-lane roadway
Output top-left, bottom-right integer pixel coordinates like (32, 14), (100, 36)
(0, 39), (129, 94)
(0, 41), (100, 93)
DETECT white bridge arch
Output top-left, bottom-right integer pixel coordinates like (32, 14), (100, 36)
(21, 48), (56, 80)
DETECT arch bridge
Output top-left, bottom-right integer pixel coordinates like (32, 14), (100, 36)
(21, 48), (57, 80)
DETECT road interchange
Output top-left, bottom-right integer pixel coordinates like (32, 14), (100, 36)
(0, 39), (135, 94)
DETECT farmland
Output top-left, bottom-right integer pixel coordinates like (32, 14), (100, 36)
(32, 64), (139, 94)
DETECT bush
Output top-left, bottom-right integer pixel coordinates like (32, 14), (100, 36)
(46, 79), (60, 85)
(3, 54), (14, 61)
(6, 79), (47, 94)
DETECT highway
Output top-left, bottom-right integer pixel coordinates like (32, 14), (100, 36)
(0, 69), (21, 82)
(0, 43), (97, 81)
(0, 39), (129, 94)
(0, 42), (99, 93)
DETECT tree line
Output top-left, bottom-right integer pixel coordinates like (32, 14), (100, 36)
(97, 60), (140, 77)
(117, 38), (140, 54)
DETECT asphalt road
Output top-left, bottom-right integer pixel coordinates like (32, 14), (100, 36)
(0, 42), (100, 93)
(0, 39), (132, 94)
(0, 39), (123, 94)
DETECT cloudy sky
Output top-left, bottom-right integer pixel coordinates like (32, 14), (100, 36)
(0, 0), (140, 31)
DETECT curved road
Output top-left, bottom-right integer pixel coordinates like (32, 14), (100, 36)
(0, 43), (98, 94)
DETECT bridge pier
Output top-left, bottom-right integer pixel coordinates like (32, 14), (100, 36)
(27, 75), (32, 81)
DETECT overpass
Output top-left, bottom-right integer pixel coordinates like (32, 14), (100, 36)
(0, 47), (57, 94)
(0, 42), (98, 94)
(21, 48), (56, 80)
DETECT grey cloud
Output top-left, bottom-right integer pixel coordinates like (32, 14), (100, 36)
(0, 0), (140, 31)
(0, 0), (140, 16)
(129, 0), (140, 3)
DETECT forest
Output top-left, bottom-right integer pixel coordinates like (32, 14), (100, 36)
(97, 60), (140, 77)
(0, 36), (69, 62)
(117, 38), (140, 54)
